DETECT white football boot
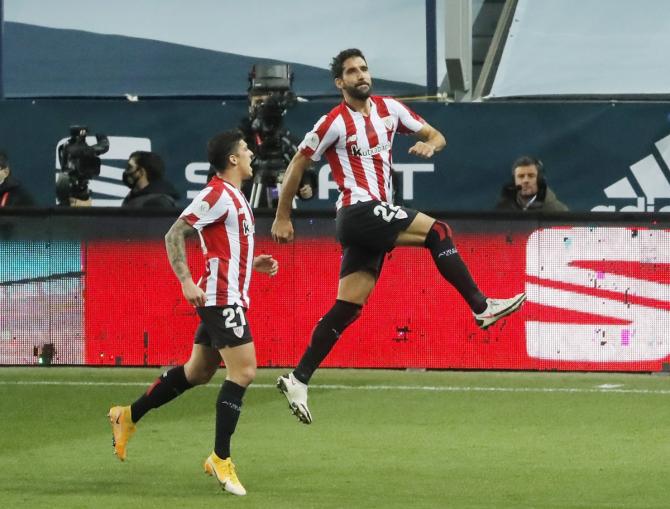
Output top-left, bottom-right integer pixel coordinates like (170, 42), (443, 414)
(473, 293), (526, 330)
(276, 372), (313, 424)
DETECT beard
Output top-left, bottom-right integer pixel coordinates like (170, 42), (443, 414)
(343, 81), (372, 100)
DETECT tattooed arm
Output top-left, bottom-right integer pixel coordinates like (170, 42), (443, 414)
(165, 218), (206, 307)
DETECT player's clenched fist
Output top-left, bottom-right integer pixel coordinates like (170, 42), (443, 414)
(408, 141), (436, 159)
(253, 254), (279, 276)
(181, 279), (206, 307)
(271, 218), (294, 243)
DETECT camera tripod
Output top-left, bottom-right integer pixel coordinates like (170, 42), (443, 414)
(249, 173), (297, 210)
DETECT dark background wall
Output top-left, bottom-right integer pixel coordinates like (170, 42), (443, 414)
(2, 100), (670, 211)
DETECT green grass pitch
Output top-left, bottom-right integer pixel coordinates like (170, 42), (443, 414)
(1, 367), (669, 508)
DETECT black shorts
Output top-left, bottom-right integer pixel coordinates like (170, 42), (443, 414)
(335, 201), (419, 279)
(194, 305), (253, 349)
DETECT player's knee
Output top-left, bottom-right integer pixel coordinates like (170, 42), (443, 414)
(425, 220), (452, 247)
(184, 364), (216, 386)
(337, 272), (376, 305)
(319, 299), (363, 336)
(433, 220), (453, 239)
(189, 371), (213, 386)
(231, 366), (256, 387)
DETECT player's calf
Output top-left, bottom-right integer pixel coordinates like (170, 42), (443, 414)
(425, 221), (488, 313)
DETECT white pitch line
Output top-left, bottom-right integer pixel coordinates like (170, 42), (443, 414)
(0, 380), (669, 395)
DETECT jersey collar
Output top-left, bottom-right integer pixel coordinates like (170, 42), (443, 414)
(342, 97), (374, 117)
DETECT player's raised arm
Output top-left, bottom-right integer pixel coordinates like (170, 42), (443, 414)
(271, 151), (312, 243)
(408, 123), (446, 159)
(165, 218), (205, 306)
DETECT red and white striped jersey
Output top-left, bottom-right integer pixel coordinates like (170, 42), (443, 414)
(298, 96), (425, 209)
(180, 176), (255, 308)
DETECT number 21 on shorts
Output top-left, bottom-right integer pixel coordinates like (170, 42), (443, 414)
(221, 306), (247, 329)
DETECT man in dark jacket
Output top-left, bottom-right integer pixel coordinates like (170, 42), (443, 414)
(122, 151), (179, 208)
(0, 151), (34, 207)
(495, 156), (569, 212)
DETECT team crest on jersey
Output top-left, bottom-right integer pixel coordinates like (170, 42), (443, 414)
(232, 326), (244, 338)
(196, 201), (210, 216)
(381, 116), (394, 130)
(242, 219), (254, 236)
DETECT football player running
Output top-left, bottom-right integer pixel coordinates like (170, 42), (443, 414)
(109, 130), (278, 496)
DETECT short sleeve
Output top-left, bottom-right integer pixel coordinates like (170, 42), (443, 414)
(180, 186), (229, 230)
(386, 98), (425, 135)
(298, 114), (341, 162)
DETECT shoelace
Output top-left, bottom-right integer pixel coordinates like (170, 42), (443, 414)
(225, 461), (241, 484)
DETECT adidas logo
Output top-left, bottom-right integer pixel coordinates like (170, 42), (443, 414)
(592, 132), (670, 212)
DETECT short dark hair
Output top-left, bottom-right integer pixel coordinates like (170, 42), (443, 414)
(130, 151), (165, 181)
(207, 130), (244, 171)
(330, 48), (367, 80)
(512, 155), (542, 175)
(0, 150), (9, 169)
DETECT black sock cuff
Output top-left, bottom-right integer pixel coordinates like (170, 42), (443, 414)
(327, 300), (363, 331)
(334, 299), (363, 312)
(425, 220), (452, 248)
(221, 380), (247, 401)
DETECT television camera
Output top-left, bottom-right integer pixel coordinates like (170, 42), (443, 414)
(56, 126), (109, 205)
(247, 63), (297, 207)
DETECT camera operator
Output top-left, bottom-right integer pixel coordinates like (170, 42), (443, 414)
(240, 63), (316, 209)
(121, 151), (180, 208)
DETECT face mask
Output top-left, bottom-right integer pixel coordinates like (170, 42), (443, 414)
(123, 167), (140, 188)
